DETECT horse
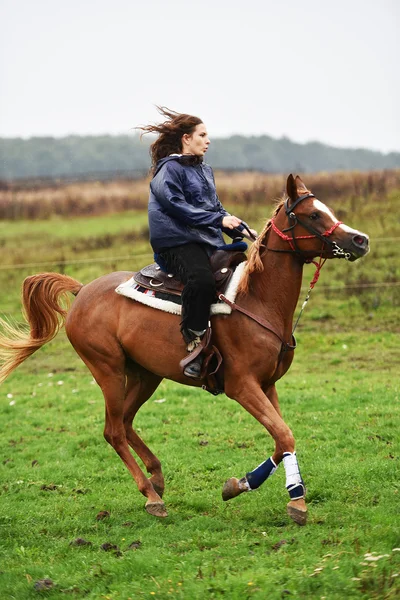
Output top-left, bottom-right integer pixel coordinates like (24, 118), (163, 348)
(0, 174), (369, 525)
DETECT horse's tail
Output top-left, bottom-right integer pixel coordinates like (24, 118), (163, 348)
(0, 272), (83, 384)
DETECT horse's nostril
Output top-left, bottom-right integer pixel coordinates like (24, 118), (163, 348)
(353, 235), (368, 248)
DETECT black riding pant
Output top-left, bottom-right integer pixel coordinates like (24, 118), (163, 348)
(158, 243), (216, 338)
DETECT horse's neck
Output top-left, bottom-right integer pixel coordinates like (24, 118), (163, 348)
(245, 250), (303, 337)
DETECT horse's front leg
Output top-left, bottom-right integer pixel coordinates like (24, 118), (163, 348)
(222, 381), (307, 525)
(222, 383), (282, 500)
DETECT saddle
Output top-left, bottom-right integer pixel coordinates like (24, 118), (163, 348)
(132, 248), (247, 396)
(133, 249), (247, 395)
(133, 249), (247, 297)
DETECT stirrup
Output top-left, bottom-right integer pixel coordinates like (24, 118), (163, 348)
(187, 328), (207, 338)
(183, 354), (204, 379)
(180, 326), (210, 379)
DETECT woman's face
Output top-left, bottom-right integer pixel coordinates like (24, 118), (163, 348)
(182, 123), (210, 156)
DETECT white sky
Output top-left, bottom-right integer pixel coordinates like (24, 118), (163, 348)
(1, 0), (399, 152)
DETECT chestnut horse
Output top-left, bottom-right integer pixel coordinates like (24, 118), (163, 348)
(0, 175), (369, 525)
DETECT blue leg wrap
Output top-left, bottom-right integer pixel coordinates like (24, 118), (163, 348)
(246, 456), (278, 490)
(287, 483), (305, 500)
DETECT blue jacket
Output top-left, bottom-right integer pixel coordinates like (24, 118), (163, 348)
(148, 156), (234, 253)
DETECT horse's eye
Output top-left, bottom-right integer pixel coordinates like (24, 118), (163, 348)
(309, 212), (320, 220)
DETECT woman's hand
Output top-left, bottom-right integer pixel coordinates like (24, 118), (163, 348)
(222, 215), (242, 230)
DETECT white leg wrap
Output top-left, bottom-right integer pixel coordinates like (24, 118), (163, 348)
(283, 452), (302, 488)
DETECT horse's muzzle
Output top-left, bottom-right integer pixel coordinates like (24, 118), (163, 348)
(352, 233), (369, 251)
(348, 232), (370, 261)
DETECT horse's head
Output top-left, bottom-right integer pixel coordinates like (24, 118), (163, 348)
(274, 174), (370, 262)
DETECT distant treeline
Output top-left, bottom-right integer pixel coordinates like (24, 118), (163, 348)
(0, 134), (399, 180)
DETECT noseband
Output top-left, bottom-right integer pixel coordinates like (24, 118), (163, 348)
(270, 193), (351, 261)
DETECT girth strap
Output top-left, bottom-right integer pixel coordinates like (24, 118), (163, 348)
(218, 294), (296, 351)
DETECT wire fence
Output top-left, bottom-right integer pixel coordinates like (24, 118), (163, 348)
(0, 255), (399, 292)
(0, 254), (151, 271)
(301, 281), (400, 291)
(0, 234), (398, 273)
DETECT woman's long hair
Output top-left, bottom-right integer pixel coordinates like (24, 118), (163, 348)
(137, 106), (202, 171)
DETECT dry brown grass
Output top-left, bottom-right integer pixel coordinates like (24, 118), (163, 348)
(216, 169), (400, 206)
(0, 169), (399, 220)
(0, 178), (151, 220)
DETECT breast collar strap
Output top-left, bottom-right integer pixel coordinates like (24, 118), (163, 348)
(218, 294), (296, 351)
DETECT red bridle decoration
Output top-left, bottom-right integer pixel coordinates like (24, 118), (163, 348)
(308, 255), (326, 289)
(270, 219), (343, 289)
(270, 219), (343, 251)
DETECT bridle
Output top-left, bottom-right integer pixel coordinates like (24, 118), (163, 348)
(267, 192), (354, 335)
(219, 193), (352, 350)
(269, 193), (352, 262)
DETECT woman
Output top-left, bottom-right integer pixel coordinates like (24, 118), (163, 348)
(138, 107), (254, 379)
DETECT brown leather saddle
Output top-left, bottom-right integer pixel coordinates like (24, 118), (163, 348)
(133, 249), (247, 297)
(133, 248), (247, 396)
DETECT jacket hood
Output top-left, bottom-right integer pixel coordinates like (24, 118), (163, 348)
(153, 155), (204, 177)
(153, 156), (180, 177)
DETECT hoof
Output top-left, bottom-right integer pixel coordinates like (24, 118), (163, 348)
(145, 501), (168, 518)
(287, 499), (308, 526)
(222, 477), (247, 501)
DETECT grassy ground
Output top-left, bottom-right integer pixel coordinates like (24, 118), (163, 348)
(0, 173), (399, 598)
(0, 327), (399, 599)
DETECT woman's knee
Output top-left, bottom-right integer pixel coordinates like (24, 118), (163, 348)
(190, 268), (215, 292)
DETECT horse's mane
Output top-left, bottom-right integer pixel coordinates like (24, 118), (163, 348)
(238, 197), (286, 294)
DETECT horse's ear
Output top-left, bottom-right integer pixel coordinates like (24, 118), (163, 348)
(286, 174), (298, 203)
(295, 175), (309, 193)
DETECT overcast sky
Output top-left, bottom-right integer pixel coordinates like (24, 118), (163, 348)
(1, 0), (399, 152)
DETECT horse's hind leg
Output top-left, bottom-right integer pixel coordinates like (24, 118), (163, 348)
(100, 370), (167, 517)
(123, 366), (165, 501)
(76, 343), (167, 517)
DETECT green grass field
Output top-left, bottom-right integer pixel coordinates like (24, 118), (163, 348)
(0, 174), (399, 599)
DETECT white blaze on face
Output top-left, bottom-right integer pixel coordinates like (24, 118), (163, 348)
(339, 222), (360, 235)
(313, 199), (359, 235)
(313, 199), (336, 221)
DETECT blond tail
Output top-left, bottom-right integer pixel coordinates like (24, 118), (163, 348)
(0, 273), (83, 384)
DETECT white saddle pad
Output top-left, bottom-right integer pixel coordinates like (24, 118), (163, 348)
(115, 261), (246, 316)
